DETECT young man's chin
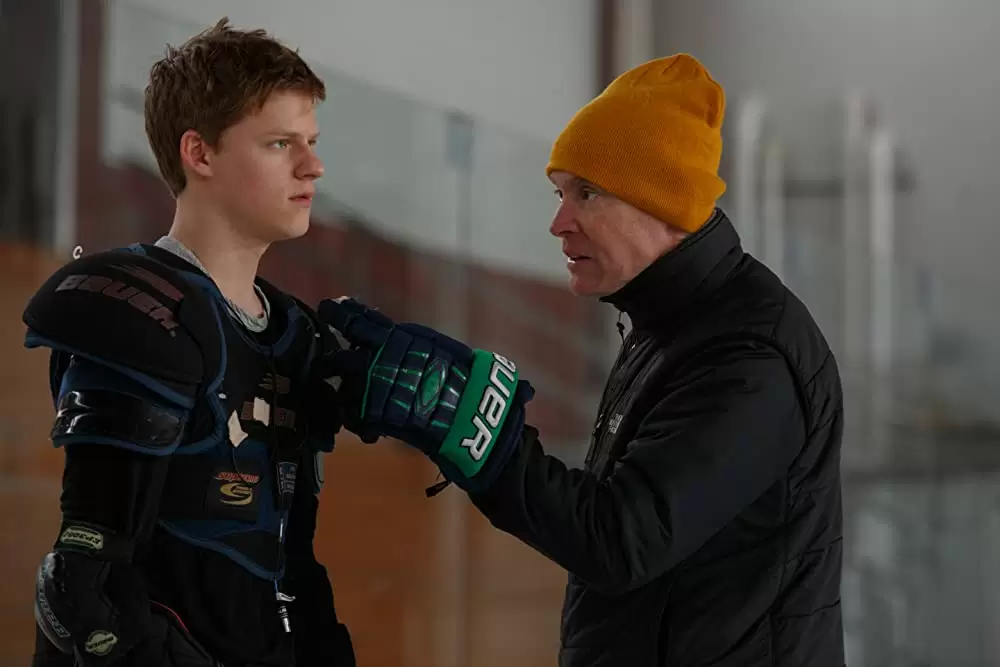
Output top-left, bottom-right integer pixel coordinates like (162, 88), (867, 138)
(273, 214), (312, 242)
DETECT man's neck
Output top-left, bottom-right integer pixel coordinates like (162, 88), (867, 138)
(167, 199), (268, 316)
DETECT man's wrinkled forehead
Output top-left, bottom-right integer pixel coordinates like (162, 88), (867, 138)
(550, 172), (601, 191)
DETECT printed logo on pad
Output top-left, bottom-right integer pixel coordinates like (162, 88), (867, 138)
(56, 273), (180, 336)
(216, 470), (259, 507)
(85, 630), (118, 656)
(208, 467), (262, 521)
(58, 525), (105, 552)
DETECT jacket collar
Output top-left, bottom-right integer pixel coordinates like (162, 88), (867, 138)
(600, 209), (744, 331)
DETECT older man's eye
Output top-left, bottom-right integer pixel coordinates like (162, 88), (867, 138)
(272, 139), (290, 149)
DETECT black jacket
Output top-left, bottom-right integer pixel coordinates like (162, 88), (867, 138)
(471, 211), (845, 666)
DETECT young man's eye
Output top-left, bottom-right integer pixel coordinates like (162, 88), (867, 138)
(553, 189), (564, 202)
(272, 139), (290, 149)
(581, 187), (599, 201)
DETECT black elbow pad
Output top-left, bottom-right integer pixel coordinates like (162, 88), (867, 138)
(34, 549), (154, 665)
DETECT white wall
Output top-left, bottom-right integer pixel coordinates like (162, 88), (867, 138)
(121, 0), (594, 143)
(654, 0), (1000, 292)
(102, 0), (594, 282)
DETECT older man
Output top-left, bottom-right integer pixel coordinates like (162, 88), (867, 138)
(320, 54), (845, 667)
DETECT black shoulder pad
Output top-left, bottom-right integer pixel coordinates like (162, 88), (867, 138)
(23, 249), (221, 390)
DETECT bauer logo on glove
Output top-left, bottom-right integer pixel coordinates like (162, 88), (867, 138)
(441, 351), (517, 472)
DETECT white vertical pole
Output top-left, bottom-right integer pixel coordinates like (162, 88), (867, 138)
(843, 92), (870, 371)
(761, 136), (785, 280)
(53, 0), (80, 256)
(870, 128), (896, 376)
(869, 127), (896, 450)
(734, 97), (765, 256)
(616, 0), (655, 72)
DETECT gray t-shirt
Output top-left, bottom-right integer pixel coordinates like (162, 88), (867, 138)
(154, 236), (271, 333)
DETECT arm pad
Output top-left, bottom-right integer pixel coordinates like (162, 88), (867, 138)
(52, 358), (192, 455)
(36, 442), (175, 663)
(36, 411), (176, 662)
(35, 549), (155, 665)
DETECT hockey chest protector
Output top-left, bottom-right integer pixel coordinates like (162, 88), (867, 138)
(29, 244), (332, 582)
(146, 249), (329, 581)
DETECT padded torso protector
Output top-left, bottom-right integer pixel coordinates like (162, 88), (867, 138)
(24, 245), (331, 581)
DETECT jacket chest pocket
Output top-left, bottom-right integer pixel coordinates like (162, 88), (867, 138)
(584, 336), (669, 478)
(586, 394), (633, 479)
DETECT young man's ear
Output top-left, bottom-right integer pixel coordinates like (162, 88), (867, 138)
(179, 129), (214, 181)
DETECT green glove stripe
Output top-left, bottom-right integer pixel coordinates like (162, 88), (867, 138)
(438, 350), (518, 479)
(451, 367), (468, 382)
(392, 397), (411, 412)
(375, 365), (422, 378)
(431, 419), (450, 429)
(361, 336), (392, 419)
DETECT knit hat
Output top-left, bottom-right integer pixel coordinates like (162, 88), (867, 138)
(547, 53), (726, 233)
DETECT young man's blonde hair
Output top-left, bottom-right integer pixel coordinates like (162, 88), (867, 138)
(144, 17), (326, 196)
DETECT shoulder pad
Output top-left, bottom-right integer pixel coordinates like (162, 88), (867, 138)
(23, 249), (222, 391)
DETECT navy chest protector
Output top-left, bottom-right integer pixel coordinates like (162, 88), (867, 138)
(34, 245), (330, 582)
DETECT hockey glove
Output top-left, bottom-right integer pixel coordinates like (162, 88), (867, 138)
(316, 297), (533, 493)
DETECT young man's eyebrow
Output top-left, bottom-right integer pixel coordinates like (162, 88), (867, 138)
(265, 131), (321, 141)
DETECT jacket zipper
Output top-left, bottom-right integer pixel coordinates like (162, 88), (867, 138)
(590, 324), (639, 451)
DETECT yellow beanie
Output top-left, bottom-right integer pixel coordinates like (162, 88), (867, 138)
(547, 53), (726, 233)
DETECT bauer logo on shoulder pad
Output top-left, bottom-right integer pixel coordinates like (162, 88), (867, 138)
(439, 351), (518, 478)
(58, 525), (104, 551)
(55, 272), (181, 336)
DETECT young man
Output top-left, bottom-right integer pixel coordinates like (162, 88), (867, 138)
(26, 19), (354, 666)
(319, 55), (845, 666)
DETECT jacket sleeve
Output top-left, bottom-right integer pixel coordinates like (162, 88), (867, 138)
(468, 338), (805, 596)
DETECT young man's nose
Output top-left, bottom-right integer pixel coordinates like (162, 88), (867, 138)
(298, 152), (325, 180)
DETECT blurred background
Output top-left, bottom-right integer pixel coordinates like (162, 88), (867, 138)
(2, 0), (1000, 665)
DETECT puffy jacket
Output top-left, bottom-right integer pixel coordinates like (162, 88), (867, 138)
(471, 210), (845, 666)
